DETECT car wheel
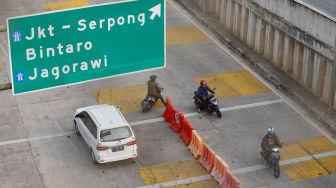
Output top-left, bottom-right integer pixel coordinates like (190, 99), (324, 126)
(90, 149), (98, 164)
(74, 120), (81, 136)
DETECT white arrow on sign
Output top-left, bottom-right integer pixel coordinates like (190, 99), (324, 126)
(149, 4), (161, 20)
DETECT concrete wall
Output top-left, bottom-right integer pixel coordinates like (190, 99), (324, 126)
(188, 0), (336, 109)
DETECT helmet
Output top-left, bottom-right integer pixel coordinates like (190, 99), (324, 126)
(150, 75), (158, 81)
(200, 80), (207, 86)
(267, 127), (275, 136)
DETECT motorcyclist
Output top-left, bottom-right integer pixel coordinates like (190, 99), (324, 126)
(261, 127), (281, 162)
(147, 75), (166, 106)
(197, 80), (214, 110)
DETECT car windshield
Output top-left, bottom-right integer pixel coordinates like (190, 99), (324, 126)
(100, 127), (131, 142)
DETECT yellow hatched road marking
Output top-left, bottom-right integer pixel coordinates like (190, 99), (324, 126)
(297, 136), (336, 155)
(317, 156), (336, 173)
(280, 143), (309, 161)
(166, 179), (220, 188)
(45, 0), (89, 11)
(281, 136), (336, 160)
(167, 26), (210, 45)
(195, 70), (270, 99)
(281, 136), (336, 181)
(92, 84), (163, 113)
(282, 159), (329, 181)
(139, 159), (208, 185)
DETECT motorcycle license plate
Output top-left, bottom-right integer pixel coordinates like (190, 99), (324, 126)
(112, 145), (124, 152)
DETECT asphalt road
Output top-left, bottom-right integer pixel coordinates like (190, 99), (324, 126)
(0, 0), (336, 188)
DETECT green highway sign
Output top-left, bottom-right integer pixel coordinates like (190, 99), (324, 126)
(7, 0), (165, 95)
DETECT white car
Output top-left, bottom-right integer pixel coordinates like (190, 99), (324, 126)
(74, 104), (137, 164)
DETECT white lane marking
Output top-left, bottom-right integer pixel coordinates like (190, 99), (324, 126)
(0, 132), (73, 146)
(138, 149), (336, 188)
(0, 138), (27, 146)
(0, 100), (283, 147)
(168, 0), (336, 145)
(131, 99), (283, 126)
(130, 117), (164, 126)
(313, 150), (336, 159)
(137, 175), (211, 188)
(279, 156), (313, 166)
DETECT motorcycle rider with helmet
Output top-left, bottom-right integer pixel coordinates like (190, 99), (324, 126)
(197, 80), (214, 112)
(147, 75), (166, 106)
(261, 127), (281, 163)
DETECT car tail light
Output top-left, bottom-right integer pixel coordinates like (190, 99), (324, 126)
(127, 140), (136, 146)
(96, 145), (109, 151)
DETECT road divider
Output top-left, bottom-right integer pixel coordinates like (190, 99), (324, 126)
(179, 116), (194, 145)
(199, 143), (216, 173)
(188, 130), (203, 159)
(163, 97), (241, 188)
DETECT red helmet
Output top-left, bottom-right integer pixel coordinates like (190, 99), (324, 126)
(200, 80), (207, 86)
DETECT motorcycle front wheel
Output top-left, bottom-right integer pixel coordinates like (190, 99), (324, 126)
(215, 108), (222, 118)
(273, 163), (280, 178)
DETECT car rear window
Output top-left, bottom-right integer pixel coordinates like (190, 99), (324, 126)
(100, 127), (132, 142)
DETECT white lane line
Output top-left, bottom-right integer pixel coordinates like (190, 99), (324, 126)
(131, 99), (283, 126)
(0, 100), (283, 147)
(138, 149), (336, 188)
(137, 175), (212, 188)
(168, 0), (336, 145)
(0, 138), (27, 146)
(130, 117), (164, 126)
(0, 132), (74, 146)
(313, 150), (336, 159)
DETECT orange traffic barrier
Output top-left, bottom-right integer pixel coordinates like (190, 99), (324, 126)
(188, 130), (203, 159)
(211, 155), (240, 188)
(163, 97), (173, 122)
(211, 155), (229, 186)
(222, 170), (240, 188)
(179, 116), (194, 145)
(170, 110), (183, 133)
(199, 143), (216, 173)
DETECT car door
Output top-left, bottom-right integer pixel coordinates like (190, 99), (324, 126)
(76, 111), (91, 146)
(85, 115), (98, 150)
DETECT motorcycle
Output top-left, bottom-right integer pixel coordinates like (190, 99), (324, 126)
(193, 88), (222, 118)
(141, 87), (163, 112)
(260, 145), (281, 178)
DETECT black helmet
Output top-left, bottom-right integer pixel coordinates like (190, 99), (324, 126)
(150, 75), (158, 81)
